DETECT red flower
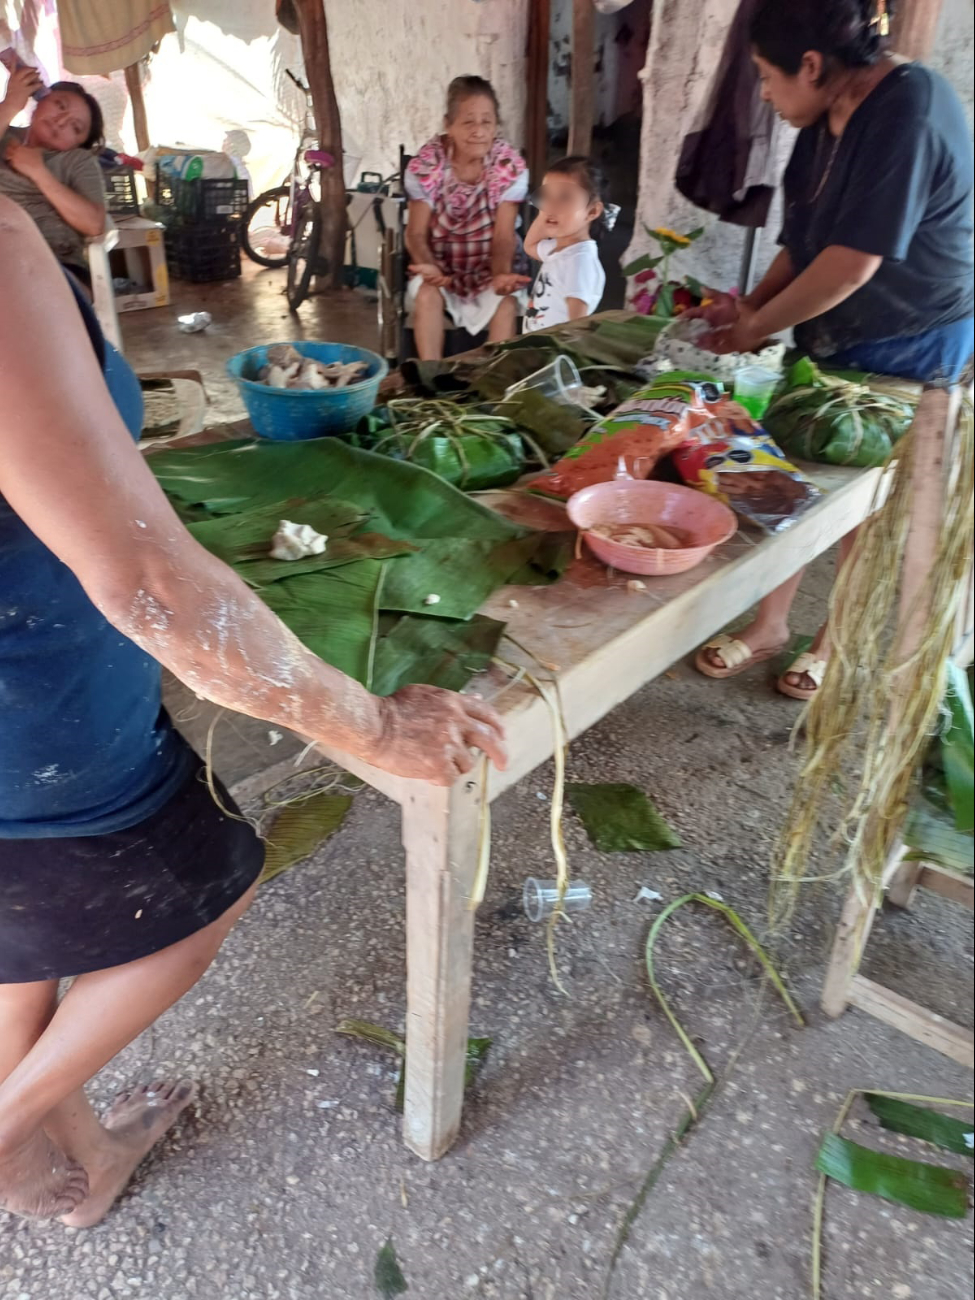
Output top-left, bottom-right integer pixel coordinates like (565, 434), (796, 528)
(632, 288), (654, 315)
(672, 285), (695, 311)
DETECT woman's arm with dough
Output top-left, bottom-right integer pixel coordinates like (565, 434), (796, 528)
(0, 198), (504, 785)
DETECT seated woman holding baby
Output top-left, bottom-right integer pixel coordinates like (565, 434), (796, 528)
(405, 75), (530, 360)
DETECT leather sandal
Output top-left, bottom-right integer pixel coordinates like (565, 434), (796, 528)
(694, 633), (787, 680)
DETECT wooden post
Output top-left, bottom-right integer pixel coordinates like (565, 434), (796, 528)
(292, 0), (346, 289)
(525, 0), (551, 181)
(124, 62), (150, 151)
(568, 0), (594, 156)
(400, 779), (482, 1161)
(890, 0), (945, 60)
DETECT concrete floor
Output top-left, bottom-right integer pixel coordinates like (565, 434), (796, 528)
(1, 270), (971, 1300)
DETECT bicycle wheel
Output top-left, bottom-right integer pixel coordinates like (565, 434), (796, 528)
(286, 202), (323, 311)
(241, 186), (292, 268)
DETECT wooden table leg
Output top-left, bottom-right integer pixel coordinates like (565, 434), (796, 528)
(821, 878), (880, 1018)
(400, 778), (482, 1161)
(886, 858), (923, 909)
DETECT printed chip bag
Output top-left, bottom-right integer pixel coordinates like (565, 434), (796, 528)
(673, 407), (823, 534)
(528, 378), (714, 500)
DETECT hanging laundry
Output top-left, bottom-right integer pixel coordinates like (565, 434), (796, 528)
(58, 0), (175, 75)
(675, 0), (785, 227)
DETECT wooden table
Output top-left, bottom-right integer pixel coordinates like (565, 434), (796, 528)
(309, 458), (884, 1161)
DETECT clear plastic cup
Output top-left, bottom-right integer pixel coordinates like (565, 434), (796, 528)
(523, 877), (593, 923)
(504, 356), (586, 407)
(733, 365), (779, 420)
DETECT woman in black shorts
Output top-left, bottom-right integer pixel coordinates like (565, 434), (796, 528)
(0, 197), (505, 1227)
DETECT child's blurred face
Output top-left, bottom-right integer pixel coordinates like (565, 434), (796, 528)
(444, 95), (497, 160)
(532, 171), (600, 240)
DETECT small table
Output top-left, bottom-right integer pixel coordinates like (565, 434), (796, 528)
(311, 459), (883, 1160)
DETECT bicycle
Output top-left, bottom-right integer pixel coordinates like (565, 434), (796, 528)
(240, 69), (336, 310)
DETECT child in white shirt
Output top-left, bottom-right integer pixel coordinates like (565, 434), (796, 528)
(523, 156), (610, 332)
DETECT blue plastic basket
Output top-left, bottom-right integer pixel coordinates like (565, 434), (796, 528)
(226, 341), (388, 441)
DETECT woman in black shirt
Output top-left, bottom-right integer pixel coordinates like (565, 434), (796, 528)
(695, 0), (973, 699)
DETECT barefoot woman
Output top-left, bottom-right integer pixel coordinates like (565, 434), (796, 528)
(0, 198), (505, 1226)
(692, 0), (973, 698)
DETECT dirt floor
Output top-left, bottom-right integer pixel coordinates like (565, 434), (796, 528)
(2, 268), (972, 1300)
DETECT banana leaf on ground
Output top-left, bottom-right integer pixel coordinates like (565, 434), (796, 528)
(149, 438), (564, 695)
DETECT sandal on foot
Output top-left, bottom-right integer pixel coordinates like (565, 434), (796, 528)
(694, 634), (787, 680)
(776, 651), (827, 701)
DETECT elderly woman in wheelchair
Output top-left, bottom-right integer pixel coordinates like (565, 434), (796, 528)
(404, 75), (530, 360)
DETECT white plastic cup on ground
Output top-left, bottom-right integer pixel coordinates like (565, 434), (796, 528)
(523, 877), (593, 923)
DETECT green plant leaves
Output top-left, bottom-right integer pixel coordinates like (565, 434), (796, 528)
(566, 783), (681, 852)
(942, 661), (974, 834)
(374, 1240), (408, 1297)
(865, 1094), (975, 1157)
(815, 1132), (970, 1218)
(259, 791), (353, 885)
(335, 1019), (491, 1114)
(621, 252), (664, 277)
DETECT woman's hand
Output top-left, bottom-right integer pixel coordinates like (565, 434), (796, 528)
(409, 261), (452, 289)
(492, 272), (531, 297)
(1, 65), (44, 115)
(369, 685), (507, 785)
(4, 141), (48, 183)
(682, 289), (740, 328)
(699, 304), (768, 356)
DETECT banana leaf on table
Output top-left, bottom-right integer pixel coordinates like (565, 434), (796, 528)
(149, 438), (563, 695)
(763, 357), (916, 469)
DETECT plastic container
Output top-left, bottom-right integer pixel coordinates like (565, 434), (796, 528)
(566, 479), (737, 576)
(165, 223), (241, 282)
(102, 166), (140, 217)
(156, 176), (250, 225)
(733, 365), (779, 419)
(504, 356), (587, 407)
(523, 878), (592, 923)
(227, 341), (389, 441)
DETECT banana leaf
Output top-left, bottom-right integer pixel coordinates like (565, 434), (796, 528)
(380, 536), (548, 620)
(350, 422), (525, 491)
(369, 613), (505, 696)
(566, 782), (682, 852)
(942, 661), (974, 834)
(495, 388), (590, 456)
(151, 438), (559, 695)
(763, 357), (915, 469)
(374, 1240), (408, 1298)
(259, 562), (387, 683)
(815, 1132), (969, 1217)
(259, 792), (353, 884)
(150, 439), (528, 543)
(865, 1095), (975, 1157)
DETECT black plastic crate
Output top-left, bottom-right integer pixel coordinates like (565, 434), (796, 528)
(155, 175), (249, 224)
(164, 222), (241, 282)
(103, 166), (140, 216)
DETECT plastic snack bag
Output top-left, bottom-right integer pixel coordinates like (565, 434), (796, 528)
(528, 378), (716, 500)
(673, 406), (823, 533)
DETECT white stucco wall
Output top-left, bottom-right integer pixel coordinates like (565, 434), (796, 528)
(138, 0), (529, 196)
(626, 0), (975, 297)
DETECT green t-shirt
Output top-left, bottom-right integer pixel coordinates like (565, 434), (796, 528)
(0, 127), (106, 268)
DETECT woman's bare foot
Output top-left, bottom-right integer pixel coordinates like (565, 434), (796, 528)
(0, 1127), (89, 1218)
(60, 1078), (198, 1229)
(778, 628), (831, 696)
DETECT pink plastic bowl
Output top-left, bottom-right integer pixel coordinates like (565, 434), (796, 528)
(566, 479), (737, 576)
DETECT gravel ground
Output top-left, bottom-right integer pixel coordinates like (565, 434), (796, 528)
(3, 276), (970, 1300)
